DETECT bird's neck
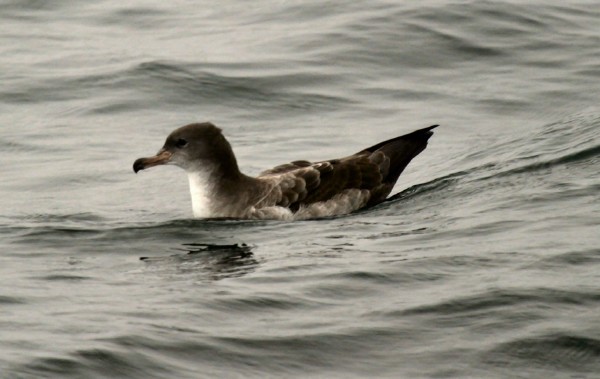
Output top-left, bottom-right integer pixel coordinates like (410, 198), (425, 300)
(187, 169), (216, 218)
(185, 161), (255, 218)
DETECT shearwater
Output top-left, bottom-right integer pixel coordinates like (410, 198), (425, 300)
(133, 122), (437, 220)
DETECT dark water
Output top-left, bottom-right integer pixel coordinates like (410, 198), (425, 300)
(1, 1), (600, 378)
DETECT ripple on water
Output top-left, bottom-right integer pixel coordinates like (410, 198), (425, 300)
(482, 334), (600, 375)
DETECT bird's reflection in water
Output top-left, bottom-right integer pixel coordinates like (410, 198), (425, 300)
(140, 243), (259, 281)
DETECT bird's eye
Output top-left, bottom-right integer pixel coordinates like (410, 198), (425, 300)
(175, 138), (188, 148)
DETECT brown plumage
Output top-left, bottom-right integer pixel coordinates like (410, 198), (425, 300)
(133, 122), (438, 220)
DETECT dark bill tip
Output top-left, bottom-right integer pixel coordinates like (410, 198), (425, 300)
(132, 149), (172, 174)
(133, 158), (145, 173)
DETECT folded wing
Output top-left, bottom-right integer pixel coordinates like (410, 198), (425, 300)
(256, 125), (438, 213)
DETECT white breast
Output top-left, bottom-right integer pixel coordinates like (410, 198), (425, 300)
(187, 171), (214, 218)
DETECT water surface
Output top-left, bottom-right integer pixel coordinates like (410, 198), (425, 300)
(1, 1), (599, 378)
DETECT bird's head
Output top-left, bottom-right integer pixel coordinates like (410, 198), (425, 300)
(133, 122), (237, 174)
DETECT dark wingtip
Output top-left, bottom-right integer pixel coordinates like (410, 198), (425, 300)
(421, 124), (439, 133)
(358, 124), (440, 154)
(405, 124), (439, 139)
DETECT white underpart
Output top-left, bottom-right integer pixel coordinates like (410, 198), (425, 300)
(187, 170), (214, 218)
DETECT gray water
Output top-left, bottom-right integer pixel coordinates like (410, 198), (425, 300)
(1, 1), (600, 378)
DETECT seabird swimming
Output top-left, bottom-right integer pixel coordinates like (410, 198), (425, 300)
(133, 122), (437, 220)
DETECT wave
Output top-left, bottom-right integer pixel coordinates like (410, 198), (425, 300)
(20, 348), (169, 379)
(400, 288), (600, 316)
(120, 60), (353, 113)
(0, 295), (26, 305)
(483, 334), (600, 374)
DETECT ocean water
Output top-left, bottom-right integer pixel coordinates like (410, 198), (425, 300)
(1, 1), (599, 378)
